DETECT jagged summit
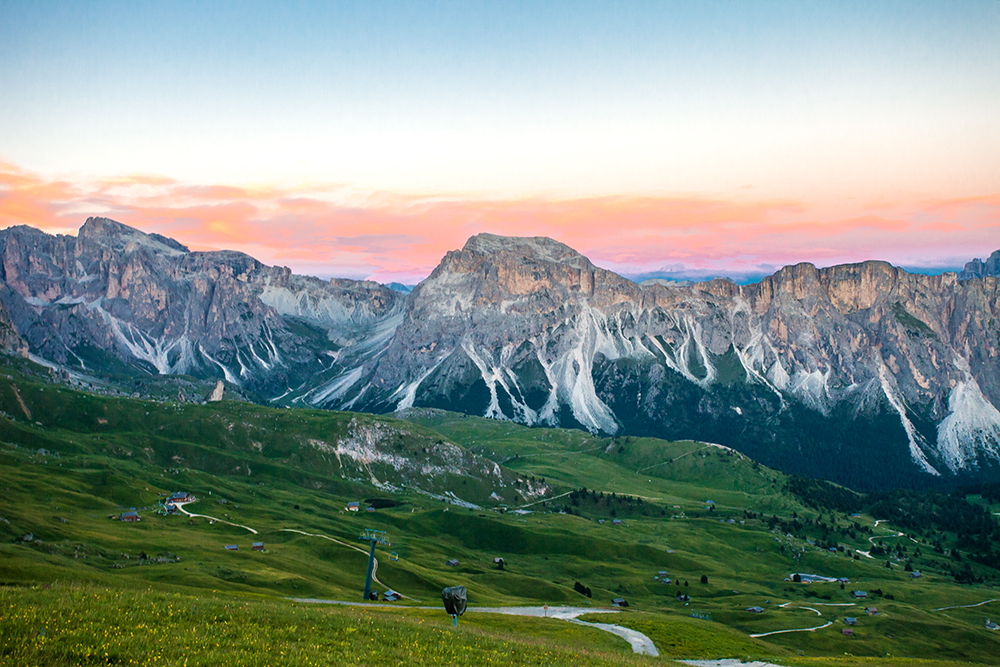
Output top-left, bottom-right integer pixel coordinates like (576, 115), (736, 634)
(959, 249), (1000, 280)
(79, 216), (190, 254)
(462, 233), (590, 266)
(1, 219), (999, 489)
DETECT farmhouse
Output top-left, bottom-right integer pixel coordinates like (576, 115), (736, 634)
(842, 628), (854, 636)
(347, 501), (360, 511)
(852, 590), (867, 599)
(865, 607), (879, 615)
(845, 617), (857, 625)
(120, 510), (140, 522)
(170, 492), (194, 503)
(252, 542), (264, 551)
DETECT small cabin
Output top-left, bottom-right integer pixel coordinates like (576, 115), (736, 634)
(383, 590), (402, 602)
(676, 593), (690, 602)
(909, 571), (922, 578)
(252, 542), (264, 551)
(837, 577), (850, 584)
(445, 559), (459, 567)
(121, 510), (140, 523)
(224, 544), (239, 551)
(746, 606), (764, 613)
(842, 628), (854, 636)
(612, 598), (629, 607)
(493, 557), (505, 570)
(852, 590), (867, 599)
(986, 619), (998, 630)
(612, 518), (622, 526)
(347, 501), (360, 512)
(845, 617), (857, 625)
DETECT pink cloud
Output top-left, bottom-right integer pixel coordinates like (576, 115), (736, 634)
(0, 160), (997, 283)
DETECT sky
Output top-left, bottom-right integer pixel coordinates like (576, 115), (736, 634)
(1, 0), (998, 283)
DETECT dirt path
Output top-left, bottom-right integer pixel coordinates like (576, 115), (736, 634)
(470, 606), (658, 656)
(517, 490), (572, 509)
(931, 598), (1000, 612)
(289, 600), (657, 655)
(749, 619), (833, 638)
(10, 384), (31, 420)
(174, 500), (258, 534)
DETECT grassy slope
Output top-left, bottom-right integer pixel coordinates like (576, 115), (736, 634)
(1, 361), (999, 664)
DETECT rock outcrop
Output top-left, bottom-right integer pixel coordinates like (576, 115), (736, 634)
(315, 234), (1000, 488)
(959, 249), (1000, 281)
(0, 217), (404, 398)
(0, 298), (28, 357)
(2, 221), (998, 489)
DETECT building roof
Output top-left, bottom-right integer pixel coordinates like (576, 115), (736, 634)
(224, 544), (239, 550)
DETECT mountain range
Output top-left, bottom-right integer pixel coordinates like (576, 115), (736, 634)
(1, 217), (998, 489)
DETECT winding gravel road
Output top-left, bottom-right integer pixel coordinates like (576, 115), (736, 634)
(470, 606), (658, 656)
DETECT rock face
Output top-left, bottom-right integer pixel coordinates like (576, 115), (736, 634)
(2, 220), (998, 489)
(0, 298), (28, 357)
(0, 218), (403, 398)
(959, 250), (1000, 281)
(316, 235), (1000, 488)
(205, 380), (225, 402)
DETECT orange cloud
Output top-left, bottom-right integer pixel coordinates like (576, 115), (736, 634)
(0, 159), (997, 283)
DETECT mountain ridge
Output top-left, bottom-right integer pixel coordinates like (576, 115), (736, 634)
(2, 217), (999, 489)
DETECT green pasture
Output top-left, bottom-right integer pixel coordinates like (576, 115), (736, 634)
(1, 359), (999, 664)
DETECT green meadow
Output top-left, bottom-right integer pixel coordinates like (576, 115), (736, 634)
(1, 357), (999, 665)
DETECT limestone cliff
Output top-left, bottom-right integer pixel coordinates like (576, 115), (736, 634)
(316, 234), (1000, 488)
(0, 218), (403, 397)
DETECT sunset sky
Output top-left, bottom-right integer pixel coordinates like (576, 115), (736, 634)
(1, 1), (998, 283)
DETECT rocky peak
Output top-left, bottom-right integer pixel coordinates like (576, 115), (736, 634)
(462, 233), (590, 268)
(959, 249), (1000, 281)
(79, 217), (189, 254)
